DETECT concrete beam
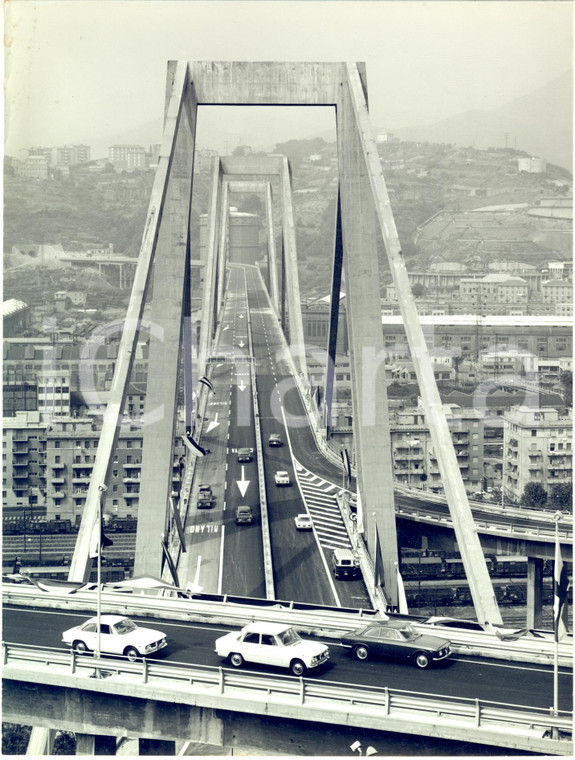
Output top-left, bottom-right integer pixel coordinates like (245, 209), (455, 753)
(324, 189), (344, 429)
(76, 733), (117, 755)
(265, 181), (280, 313)
(69, 60), (191, 583)
(341, 62), (502, 624)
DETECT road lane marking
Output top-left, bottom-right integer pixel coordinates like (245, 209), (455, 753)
(218, 524), (225, 595)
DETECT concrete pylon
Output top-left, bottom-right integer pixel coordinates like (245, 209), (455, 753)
(68, 60), (193, 582)
(339, 62), (502, 623)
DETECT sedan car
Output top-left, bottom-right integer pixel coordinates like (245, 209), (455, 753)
(274, 470), (291, 486)
(197, 497), (214, 509)
(294, 514), (312, 530)
(62, 614), (167, 661)
(268, 434), (282, 447)
(235, 505), (253, 524)
(215, 622), (329, 676)
(341, 620), (451, 669)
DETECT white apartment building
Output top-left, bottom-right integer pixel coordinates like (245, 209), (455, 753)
(541, 279), (573, 305)
(503, 406), (572, 503)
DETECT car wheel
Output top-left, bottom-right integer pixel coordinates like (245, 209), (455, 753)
(414, 652), (431, 669)
(73, 640), (89, 655)
(290, 659), (306, 676)
(124, 646), (140, 662)
(354, 645), (369, 661)
(229, 652), (244, 668)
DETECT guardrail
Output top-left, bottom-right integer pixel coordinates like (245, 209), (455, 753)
(245, 277), (276, 601)
(2, 642), (571, 756)
(3, 584), (572, 668)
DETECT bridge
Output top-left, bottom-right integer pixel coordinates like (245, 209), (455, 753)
(4, 61), (572, 756)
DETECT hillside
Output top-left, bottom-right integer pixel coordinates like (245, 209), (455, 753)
(394, 72), (572, 172)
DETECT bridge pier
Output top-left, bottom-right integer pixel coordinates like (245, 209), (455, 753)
(138, 738), (176, 755)
(526, 556), (544, 629)
(76, 733), (117, 755)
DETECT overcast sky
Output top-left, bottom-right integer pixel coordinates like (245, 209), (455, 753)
(4, 0), (573, 156)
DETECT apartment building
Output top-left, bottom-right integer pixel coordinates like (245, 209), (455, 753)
(390, 405), (484, 493)
(2, 414), (185, 522)
(503, 406), (573, 503)
(108, 144), (146, 171)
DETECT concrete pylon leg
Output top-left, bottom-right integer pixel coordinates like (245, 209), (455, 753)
(138, 738), (176, 755)
(324, 188), (344, 430)
(526, 556), (544, 629)
(198, 158), (223, 378)
(76, 733), (117, 755)
(68, 60), (191, 584)
(135, 65), (197, 578)
(280, 156), (307, 379)
(265, 181), (280, 313)
(26, 727), (55, 755)
(341, 62), (502, 624)
(337, 79), (398, 605)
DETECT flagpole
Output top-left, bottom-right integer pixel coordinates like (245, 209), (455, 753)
(96, 484), (106, 661)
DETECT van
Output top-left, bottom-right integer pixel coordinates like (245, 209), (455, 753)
(235, 505), (253, 525)
(332, 548), (361, 580)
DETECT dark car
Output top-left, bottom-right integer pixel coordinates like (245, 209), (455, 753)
(340, 620), (451, 669)
(197, 497), (214, 509)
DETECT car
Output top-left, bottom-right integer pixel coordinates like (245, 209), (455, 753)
(214, 622), (329, 676)
(423, 616), (530, 639)
(331, 547), (361, 580)
(197, 497), (214, 509)
(62, 614), (167, 661)
(294, 514), (312, 530)
(235, 505), (253, 524)
(237, 448), (252, 463)
(274, 470), (291, 486)
(341, 620), (451, 669)
(268, 434), (282, 447)
(198, 484), (212, 498)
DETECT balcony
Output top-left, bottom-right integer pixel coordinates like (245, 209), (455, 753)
(13, 459), (29, 467)
(72, 476), (91, 485)
(51, 476), (66, 485)
(122, 492), (140, 499)
(123, 462), (142, 469)
(12, 441), (29, 452)
(123, 476), (140, 484)
(508, 438), (519, 448)
(50, 491), (66, 499)
(12, 471), (29, 480)
(52, 462), (66, 470)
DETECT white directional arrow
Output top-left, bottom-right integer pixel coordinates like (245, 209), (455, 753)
(206, 413), (220, 433)
(239, 314), (245, 319)
(238, 340), (245, 348)
(223, 325), (230, 331)
(237, 380), (248, 392)
(236, 466), (250, 498)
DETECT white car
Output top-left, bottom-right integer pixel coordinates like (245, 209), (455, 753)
(62, 614), (167, 661)
(214, 622), (329, 676)
(294, 514), (312, 530)
(274, 470), (291, 486)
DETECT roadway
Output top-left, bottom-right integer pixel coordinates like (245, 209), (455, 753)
(3, 606), (572, 713)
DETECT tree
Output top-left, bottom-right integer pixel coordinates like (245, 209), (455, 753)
(520, 482), (548, 508)
(550, 483), (572, 510)
(560, 370), (572, 409)
(411, 283), (425, 298)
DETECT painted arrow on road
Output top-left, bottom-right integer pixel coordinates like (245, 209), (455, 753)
(236, 466), (250, 498)
(206, 413), (220, 433)
(237, 380), (248, 392)
(239, 314), (245, 319)
(223, 325), (230, 331)
(238, 340), (245, 348)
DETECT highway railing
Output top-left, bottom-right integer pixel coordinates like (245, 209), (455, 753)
(3, 583), (572, 668)
(2, 642), (571, 756)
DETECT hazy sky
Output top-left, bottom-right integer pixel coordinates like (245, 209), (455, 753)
(4, 0), (573, 156)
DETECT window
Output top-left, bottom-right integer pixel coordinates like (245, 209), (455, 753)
(243, 632), (260, 644)
(261, 635), (277, 646)
(532, 430), (537, 437)
(55, 441), (60, 449)
(113, 470), (118, 477)
(126, 441), (132, 449)
(113, 485), (118, 493)
(55, 455), (61, 463)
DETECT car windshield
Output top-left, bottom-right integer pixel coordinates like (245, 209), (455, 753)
(278, 627), (301, 646)
(114, 619), (138, 635)
(397, 625), (419, 641)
